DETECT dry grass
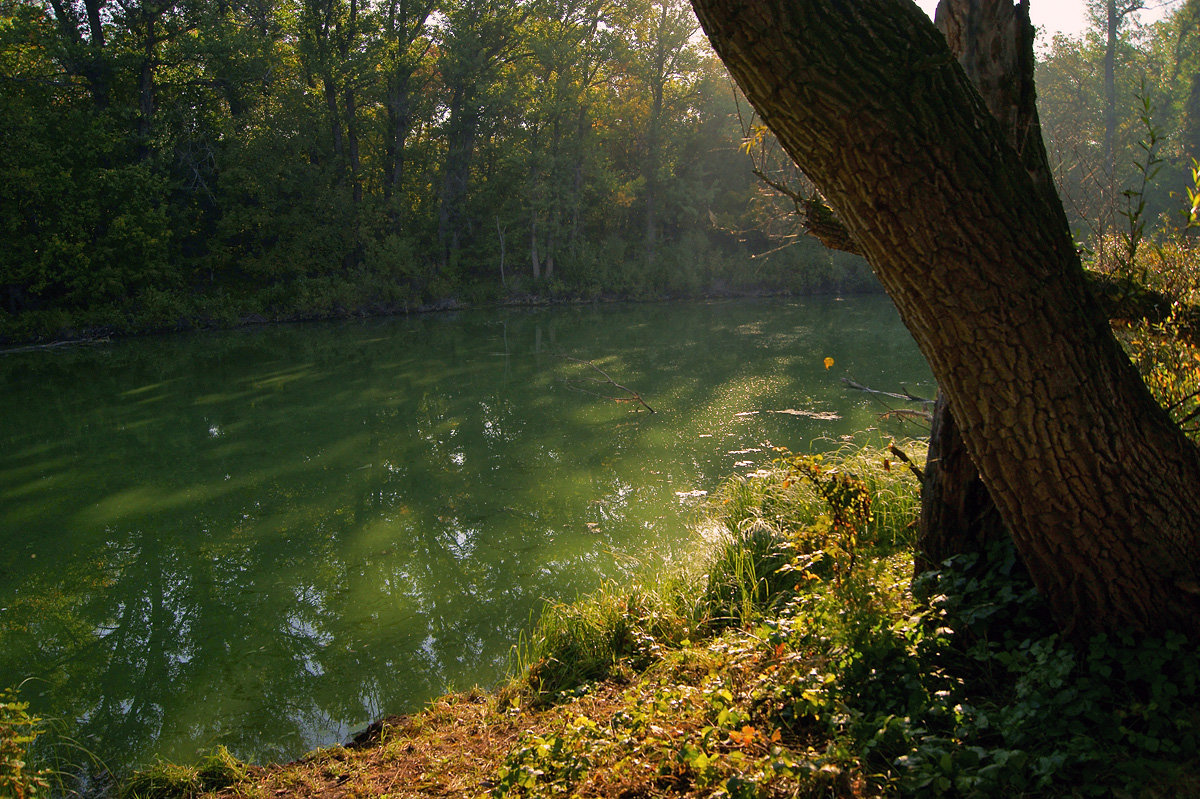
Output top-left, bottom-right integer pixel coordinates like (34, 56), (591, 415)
(187, 623), (884, 799)
(198, 687), (630, 799)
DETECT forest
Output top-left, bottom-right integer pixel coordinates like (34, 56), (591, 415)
(4, 0), (1200, 342)
(0, 0), (878, 343)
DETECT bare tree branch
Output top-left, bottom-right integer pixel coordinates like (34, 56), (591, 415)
(563, 357), (656, 413)
(842, 378), (933, 405)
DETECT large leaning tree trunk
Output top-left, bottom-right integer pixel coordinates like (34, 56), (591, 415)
(918, 0), (1050, 569)
(689, 0), (1200, 638)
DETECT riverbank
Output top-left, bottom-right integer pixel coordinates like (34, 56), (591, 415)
(0, 242), (877, 348)
(0, 286), (839, 350)
(48, 441), (1200, 798)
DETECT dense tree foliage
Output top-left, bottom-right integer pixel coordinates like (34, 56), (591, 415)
(0, 0), (872, 339)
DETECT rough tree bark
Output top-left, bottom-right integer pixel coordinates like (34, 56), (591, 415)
(918, 0), (1050, 569)
(689, 0), (1200, 637)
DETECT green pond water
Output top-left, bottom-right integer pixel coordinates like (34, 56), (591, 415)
(0, 297), (932, 781)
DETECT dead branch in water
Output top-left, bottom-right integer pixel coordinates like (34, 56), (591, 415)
(842, 378), (933, 405)
(564, 356), (656, 413)
(1, 336), (111, 355)
(880, 408), (934, 424)
(842, 377), (932, 432)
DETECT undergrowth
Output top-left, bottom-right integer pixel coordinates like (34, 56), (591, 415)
(493, 441), (1200, 798)
(1121, 308), (1200, 439)
(116, 747), (246, 799)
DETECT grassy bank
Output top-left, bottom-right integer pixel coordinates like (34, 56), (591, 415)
(9, 441), (1200, 798)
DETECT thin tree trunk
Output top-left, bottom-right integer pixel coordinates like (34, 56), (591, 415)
(438, 89), (478, 266)
(136, 15), (157, 160)
(530, 212), (542, 280)
(344, 0), (361, 206)
(546, 214), (557, 279)
(84, 0), (110, 107)
(643, 3), (669, 267)
(496, 217), (507, 287)
(1102, 0), (1144, 226)
(345, 83), (361, 204)
(1184, 72), (1200, 162)
(570, 108), (588, 255)
(323, 73), (345, 161)
(1105, 0), (1119, 198)
(529, 139), (543, 280)
(385, 73), (413, 202)
(644, 79), (663, 266)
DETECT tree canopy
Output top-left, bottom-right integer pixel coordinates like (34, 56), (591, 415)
(0, 0), (877, 338)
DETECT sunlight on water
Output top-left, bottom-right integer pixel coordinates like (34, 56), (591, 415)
(0, 297), (932, 779)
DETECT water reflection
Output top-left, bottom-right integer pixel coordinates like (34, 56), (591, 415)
(0, 298), (932, 778)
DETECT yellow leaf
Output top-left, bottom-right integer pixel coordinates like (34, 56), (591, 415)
(823, 357), (835, 370)
(729, 725), (757, 746)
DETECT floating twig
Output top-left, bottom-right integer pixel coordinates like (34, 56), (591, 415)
(842, 377), (932, 430)
(1, 337), (110, 355)
(880, 408), (934, 424)
(842, 378), (933, 404)
(563, 356), (656, 413)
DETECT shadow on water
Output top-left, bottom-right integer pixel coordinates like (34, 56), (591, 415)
(0, 297), (933, 781)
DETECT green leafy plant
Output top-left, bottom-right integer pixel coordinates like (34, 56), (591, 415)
(0, 687), (50, 799)
(776, 450), (873, 590)
(490, 717), (600, 798)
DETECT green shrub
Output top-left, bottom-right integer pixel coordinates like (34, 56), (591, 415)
(702, 443), (922, 629)
(0, 688), (50, 799)
(815, 538), (1200, 797)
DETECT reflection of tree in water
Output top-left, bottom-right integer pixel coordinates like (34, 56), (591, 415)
(0, 299), (933, 776)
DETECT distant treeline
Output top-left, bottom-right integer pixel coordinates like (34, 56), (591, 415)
(0, 0), (873, 340)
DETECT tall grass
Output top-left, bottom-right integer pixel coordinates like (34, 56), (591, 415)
(514, 578), (700, 702)
(701, 440), (924, 625)
(513, 441), (927, 700)
(116, 747), (246, 799)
